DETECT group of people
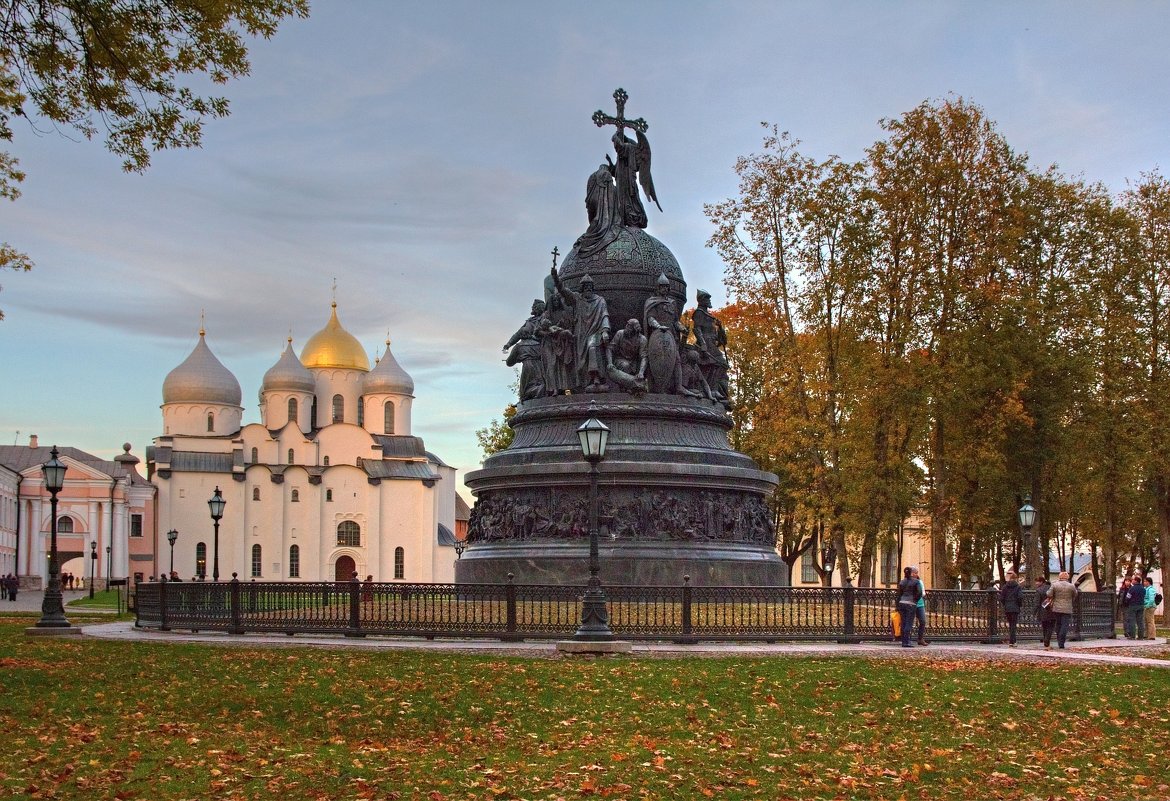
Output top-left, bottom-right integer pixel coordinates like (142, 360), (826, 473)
(899, 567), (1160, 651)
(2, 573), (17, 601)
(1119, 573), (1160, 640)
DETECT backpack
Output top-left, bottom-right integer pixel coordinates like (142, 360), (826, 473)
(1157, 592), (1164, 606)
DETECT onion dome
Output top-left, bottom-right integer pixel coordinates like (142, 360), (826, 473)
(261, 338), (315, 394)
(163, 330), (242, 405)
(365, 338), (414, 395)
(301, 302), (370, 371)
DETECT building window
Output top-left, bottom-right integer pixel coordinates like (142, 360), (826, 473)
(250, 447), (258, 464)
(326, 489), (333, 502)
(357, 401), (364, 427)
(287, 397), (298, 425)
(207, 413), (214, 432)
(880, 545), (900, 586)
(394, 547), (404, 580)
(800, 549), (817, 583)
(337, 521), (361, 547)
(323, 456), (330, 466)
(289, 545), (300, 578)
(57, 516), (73, 534)
(130, 514), (143, 537)
(252, 487), (260, 501)
(384, 401), (395, 434)
(196, 542), (207, 579)
(332, 394), (344, 424)
(251, 544), (262, 577)
(291, 489), (299, 503)
(287, 448), (294, 465)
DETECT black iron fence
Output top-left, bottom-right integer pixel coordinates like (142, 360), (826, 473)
(134, 576), (1116, 644)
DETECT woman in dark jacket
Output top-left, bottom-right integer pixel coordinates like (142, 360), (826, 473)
(1034, 575), (1055, 649)
(896, 567), (922, 648)
(1000, 570), (1023, 647)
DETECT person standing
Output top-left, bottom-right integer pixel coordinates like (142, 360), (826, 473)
(1000, 570), (1023, 647)
(1144, 576), (1159, 641)
(1047, 571), (1079, 649)
(1119, 575), (1137, 639)
(910, 566), (929, 645)
(1035, 575), (1055, 649)
(1126, 574), (1147, 640)
(896, 567), (922, 648)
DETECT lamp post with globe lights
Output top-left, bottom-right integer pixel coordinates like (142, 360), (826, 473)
(208, 488), (226, 581)
(35, 447), (69, 628)
(573, 413), (614, 642)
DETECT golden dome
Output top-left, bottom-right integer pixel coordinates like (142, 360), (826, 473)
(301, 303), (370, 371)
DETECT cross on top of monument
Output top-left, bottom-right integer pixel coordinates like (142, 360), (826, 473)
(592, 88), (648, 135)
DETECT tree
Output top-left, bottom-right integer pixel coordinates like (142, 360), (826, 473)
(0, 0), (309, 314)
(475, 403), (516, 459)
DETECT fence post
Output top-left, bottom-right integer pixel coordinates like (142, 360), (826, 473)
(1072, 591), (1084, 641)
(504, 573), (518, 640)
(1109, 591), (1117, 639)
(677, 575), (693, 644)
(346, 572), (364, 637)
(984, 588), (1002, 644)
(838, 582), (860, 643)
(229, 573), (243, 634)
(158, 576), (169, 631)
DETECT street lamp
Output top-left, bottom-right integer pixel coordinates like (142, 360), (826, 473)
(1018, 494), (1037, 580)
(105, 545), (111, 592)
(821, 542), (838, 587)
(36, 446), (69, 628)
(208, 487), (226, 581)
(574, 412), (613, 641)
(89, 540), (97, 599)
(453, 538), (466, 560)
(166, 528), (179, 576)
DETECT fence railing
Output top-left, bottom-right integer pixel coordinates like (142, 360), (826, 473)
(134, 576), (1117, 644)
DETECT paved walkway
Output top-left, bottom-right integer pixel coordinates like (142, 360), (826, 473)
(74, 620), (1170, 669)
(3, 588), (119, 614)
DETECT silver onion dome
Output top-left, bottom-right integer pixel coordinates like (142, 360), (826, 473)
(364, 340), (414, 396)
(261, 339), (315, 396)
(162, 332), (242, 406)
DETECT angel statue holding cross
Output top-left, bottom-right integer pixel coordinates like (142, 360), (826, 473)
(592, 88), (662, 230)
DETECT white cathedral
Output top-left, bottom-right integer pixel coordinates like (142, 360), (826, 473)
(147, 302), (460, 583)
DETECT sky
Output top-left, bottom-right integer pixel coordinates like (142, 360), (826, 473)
(1, 1), (1168, 500)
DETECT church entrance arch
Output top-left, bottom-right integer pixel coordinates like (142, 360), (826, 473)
(334, 555), (356, 582)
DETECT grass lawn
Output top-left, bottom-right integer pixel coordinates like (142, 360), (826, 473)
(67, 589), (123, 609)
(1, 616), (1168, 800)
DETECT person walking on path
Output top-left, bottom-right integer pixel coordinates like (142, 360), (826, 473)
(896, 567), (922, 648)
(1035, 575), (1055, 649)
(1144, 576), (1160, 640)
(910, 566), (929, 645)
(3, 573), (16, 602)
(1125, 574), (1147, 640)
(1047, 571), (1079, 649)
(1000, 570), (1023, 647)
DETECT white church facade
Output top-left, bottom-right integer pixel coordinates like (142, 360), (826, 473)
(147, 303), (459, 583)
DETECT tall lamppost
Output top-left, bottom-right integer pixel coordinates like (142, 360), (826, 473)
(36, 446), (69, 628)
(105, 545), (111, 592)
(1018, 494), (1037, 580)
(453, 538), (466, 560)
(821, 542), (838, 588)
(89, 540), (97, 599)
(574, 414), (613, 641)
(166, 528), (179, 576)
(208, 487), (225, 581)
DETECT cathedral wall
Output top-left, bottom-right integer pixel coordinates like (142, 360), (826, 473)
(162, 403), (242, 437)
(362, 394), (412, 436)
(259, 391), (313, 432)
(312, 369), (366, 429)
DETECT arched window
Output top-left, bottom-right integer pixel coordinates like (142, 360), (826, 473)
(252, 487), (260, 501)
(332, 394), (344, 424)
(250, 447), (258, 464)
(337, 521), (361, 547)
(291, 489), (299, 502)
(195, 542), (207, 579)
(251, 544), (262, 577)
(287, 448), (294, 465)
(289, 545), (300, 578)
(357, 401), (364, 427)
(326, 489), (333, 502)
(394, 547), (405, 580)
(207, 413), (214, 432)
(56, 516), (73, 533)
(323, 456), (330, 466)
(287, 397), (298, 425)
(384, 401), (395, 434)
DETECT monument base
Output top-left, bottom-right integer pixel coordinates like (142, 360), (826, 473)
(556, 640), (634, 655)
